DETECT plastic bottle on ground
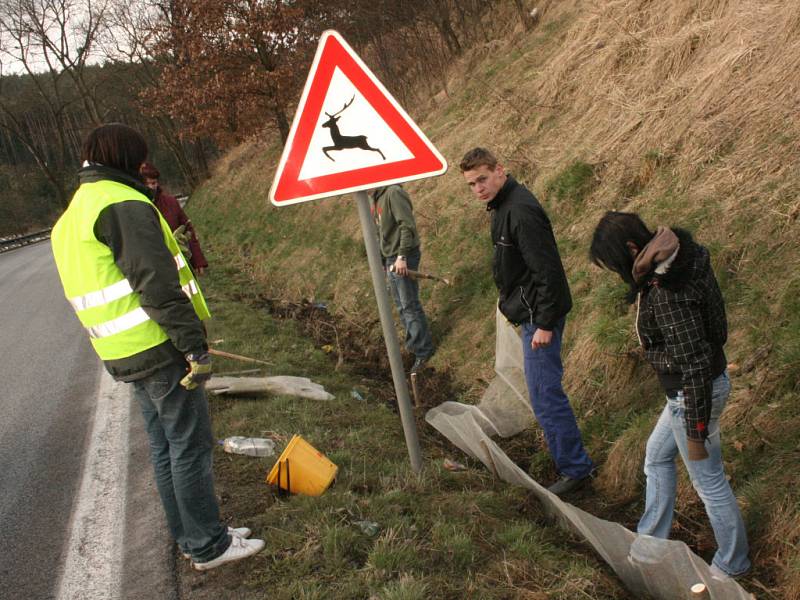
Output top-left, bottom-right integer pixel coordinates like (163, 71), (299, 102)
(221, 436), (276, 457)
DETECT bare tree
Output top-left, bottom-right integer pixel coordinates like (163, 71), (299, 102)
(0, 23), (69, 205)
(0, 0), (108, 207)
(100, 0), (210, 186)
(145, 0), (321, 147)
(1, 0), (107, 122)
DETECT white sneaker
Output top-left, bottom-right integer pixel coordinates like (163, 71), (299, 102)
(192, 535), (265, 571)
(181, 526), (253, 559)
(229, 526), (252, 539)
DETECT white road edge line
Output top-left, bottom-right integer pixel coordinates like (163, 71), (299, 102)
(57, 369), (130, 600)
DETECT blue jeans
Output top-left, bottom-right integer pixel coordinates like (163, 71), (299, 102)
(637, 371), (750, 576)
(386, 247), (434, 360)
(131, 362), (230, 562)
(522, 320), (594, 479)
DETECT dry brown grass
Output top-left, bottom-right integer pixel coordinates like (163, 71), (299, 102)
(762, 498), (800, 599)
(593, 417), (647, 503)
(562, 329), (640, 404)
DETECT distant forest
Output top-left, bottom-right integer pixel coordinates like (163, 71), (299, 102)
(0, 61), (212, 233)
(0, 0), (535, 234)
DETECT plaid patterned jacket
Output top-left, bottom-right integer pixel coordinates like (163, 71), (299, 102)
(636, 229), (727, 441)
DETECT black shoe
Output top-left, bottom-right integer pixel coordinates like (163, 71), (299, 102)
(410, 356), (428, 375)
(547, 472), (594, 497)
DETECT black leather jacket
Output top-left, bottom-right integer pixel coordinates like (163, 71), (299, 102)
(488, 176), (572, 329)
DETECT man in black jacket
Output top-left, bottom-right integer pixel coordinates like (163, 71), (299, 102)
(460, 147), (594, 496)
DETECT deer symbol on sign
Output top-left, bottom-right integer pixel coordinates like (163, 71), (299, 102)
(321, 96), (386, 162)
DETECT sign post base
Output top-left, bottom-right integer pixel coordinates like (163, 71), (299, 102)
(354, 190), (422, 473)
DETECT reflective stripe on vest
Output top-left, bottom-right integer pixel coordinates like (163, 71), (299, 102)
(182, 278), (199, 299)
(87, 307), (150, 339)
(68, 251), (200, 340)
(71, 270), (200, 340)
(69, 278), (133, 312)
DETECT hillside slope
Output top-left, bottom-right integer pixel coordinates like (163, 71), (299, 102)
(189, 1), (800, 596)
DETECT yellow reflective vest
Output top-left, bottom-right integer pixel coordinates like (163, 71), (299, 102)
(51, 178), (210, 361)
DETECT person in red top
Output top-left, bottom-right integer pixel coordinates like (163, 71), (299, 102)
(140, 162), (208, 275)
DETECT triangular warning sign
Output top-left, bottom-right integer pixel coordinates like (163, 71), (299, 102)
(269, 30), (447, 206)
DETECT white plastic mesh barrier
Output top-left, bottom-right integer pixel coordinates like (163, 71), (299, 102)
(426, 310), (754, 600)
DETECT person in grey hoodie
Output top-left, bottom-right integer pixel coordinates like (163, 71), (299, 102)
(370, 184), (434, 373)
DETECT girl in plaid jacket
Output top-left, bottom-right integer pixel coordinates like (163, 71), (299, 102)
(590, 211), (750, 579)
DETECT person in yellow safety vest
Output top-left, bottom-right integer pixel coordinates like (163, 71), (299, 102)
(50, 123), (265, 571)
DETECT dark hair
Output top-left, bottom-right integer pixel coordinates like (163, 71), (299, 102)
(589, 211), (654, 299)
(81, 123), (148, 177)
(459, 147), (498, 172)
(139, 161), (160, 180)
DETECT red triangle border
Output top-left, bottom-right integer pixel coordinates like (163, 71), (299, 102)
(270, 31), (447, 206)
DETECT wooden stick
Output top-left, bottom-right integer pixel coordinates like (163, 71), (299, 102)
(213, 368), (263, 376)
(208, 348), (273, 365)
(389, 264), (451, 285)
(410, 372), (420, 408)
(408, 269), (451, 285)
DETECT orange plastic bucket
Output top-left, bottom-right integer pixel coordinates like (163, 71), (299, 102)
(266, 435), (338, 496)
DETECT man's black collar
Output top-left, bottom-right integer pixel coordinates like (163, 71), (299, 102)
(78, 164), (154, 200)
(486, 175), (517, 211)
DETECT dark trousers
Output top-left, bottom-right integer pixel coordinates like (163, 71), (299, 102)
(131, 362), (230, 562)
(521, 319), (594, 479)
(385, 246), (434, 360)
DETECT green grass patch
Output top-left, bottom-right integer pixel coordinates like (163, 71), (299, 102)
(375, 577), (429, 600)
(545, 160), (598, 212)
(177, 264), (632, 599)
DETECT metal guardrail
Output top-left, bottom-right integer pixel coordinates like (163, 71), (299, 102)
(0, 195), (188, 253)
(0, 228), (52, 253)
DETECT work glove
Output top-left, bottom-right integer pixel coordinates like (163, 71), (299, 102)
(686, 438), (709, 461)
(180, 352), (212, 389)
(172, 224), (193, 260)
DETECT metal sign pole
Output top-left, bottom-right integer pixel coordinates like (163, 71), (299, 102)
(354, 190), (423, 473)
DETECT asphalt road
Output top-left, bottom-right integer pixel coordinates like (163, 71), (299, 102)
(0, 241), (99, 599)
(0, 242), (175, 600)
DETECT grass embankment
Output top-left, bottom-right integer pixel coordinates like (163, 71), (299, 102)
(178, 264), (628, 599)
(184, 1), (799, 597)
